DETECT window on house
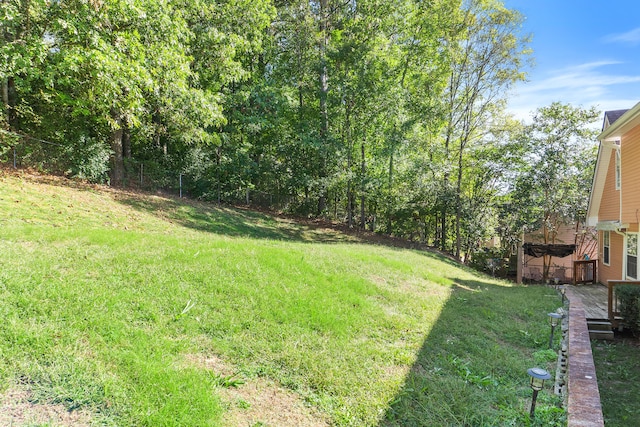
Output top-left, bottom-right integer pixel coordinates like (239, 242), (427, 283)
(627, 233), (637, 280)
(615, 149), (621, 190)
(603, 231), (610, 265)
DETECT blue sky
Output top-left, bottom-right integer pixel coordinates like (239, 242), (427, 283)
(503, 0), (640, 124)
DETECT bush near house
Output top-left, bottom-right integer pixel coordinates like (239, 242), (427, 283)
(616, 285), (640, 336)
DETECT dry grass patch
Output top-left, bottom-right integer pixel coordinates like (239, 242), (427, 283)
(184, 354), (330, 427)
(221, 379), (330, 427)
(0, 386), (93, 427)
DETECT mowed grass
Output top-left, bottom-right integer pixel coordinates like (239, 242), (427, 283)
(0, 171), (565, 426)
(592, 338), (640, 426)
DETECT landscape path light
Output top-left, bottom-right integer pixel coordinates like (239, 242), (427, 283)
(548, 312), (563, 349)
(527, 367), (551, 419)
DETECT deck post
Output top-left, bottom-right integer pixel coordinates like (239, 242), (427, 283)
(517, 233), (523, 284)
(607, 281), (613, 324)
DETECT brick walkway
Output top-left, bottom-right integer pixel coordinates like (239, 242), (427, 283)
(565, 287), (605, 426)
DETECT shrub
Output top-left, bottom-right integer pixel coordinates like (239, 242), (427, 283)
(469, 247), (508, 277)
(64, 136), (111, 183)
(616, 285), (640, 336)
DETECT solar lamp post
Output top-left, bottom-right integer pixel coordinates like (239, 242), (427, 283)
(527, 367), (551, 419)
(548, 312), (563, 349)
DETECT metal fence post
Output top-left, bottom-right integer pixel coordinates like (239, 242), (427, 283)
(179, 173), (183, 198)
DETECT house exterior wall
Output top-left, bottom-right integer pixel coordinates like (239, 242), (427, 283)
(595, 121), (640, 283)
(598, 148), (620, 221)
(587, 105), (640, 286)
(522, 223), (597, 282)
(598, 230), (624, 284)
(620, 125), (640, 227)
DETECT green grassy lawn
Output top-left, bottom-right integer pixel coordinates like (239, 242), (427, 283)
(592, 337), (640, 427)
(0, 171), (565, 426)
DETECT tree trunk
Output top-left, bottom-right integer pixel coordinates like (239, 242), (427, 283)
(109, 111), (125, 186)
(440, 194), (447, 252)
(319, 0), (329, 140)
(1, 79), (8, 125)
(5, 77), (17, 129)
(217, 144), (222, 204)
(386, 147), (393, 234)
(317, 0), (329, 216)
(435, 210), (440, 248)
(455, 145), (464, 260)
(345, 100), (354, 228)
(542, 210), (554, 282)
(360, 140), (366, 230)
(122, 118), (131, 159)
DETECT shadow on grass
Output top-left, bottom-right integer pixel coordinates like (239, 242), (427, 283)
(113, 192), (355, 243)
(380, 278), (565, 426)
(16, 170), (463, 255)
(592, 334), (640, 426)
(113, 191), (465, 259)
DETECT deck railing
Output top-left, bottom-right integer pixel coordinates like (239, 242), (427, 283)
(574, 260), (596, 285)
(607, 280), (640, 328)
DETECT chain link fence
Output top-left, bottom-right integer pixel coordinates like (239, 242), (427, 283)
(1, 130), (288, 207)
(0, 130), (68, 174)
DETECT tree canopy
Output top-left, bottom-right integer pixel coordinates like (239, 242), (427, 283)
(1, 0), (601, 263)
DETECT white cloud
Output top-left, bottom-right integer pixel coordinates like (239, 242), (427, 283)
(508, 61), (640, 122)
(604, 28), (640, 45)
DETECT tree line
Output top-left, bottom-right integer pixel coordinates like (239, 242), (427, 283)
(1, 0), (599, 263)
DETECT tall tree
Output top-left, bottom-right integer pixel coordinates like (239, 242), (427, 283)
(0, 0), (52, 131)
(512, 102), (599, 280)
(440, 0), (530, 258)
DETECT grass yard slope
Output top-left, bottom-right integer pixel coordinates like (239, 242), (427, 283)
(0, 171), (565, 426)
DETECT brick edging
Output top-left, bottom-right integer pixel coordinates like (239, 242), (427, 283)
(565, 287), (605, 426)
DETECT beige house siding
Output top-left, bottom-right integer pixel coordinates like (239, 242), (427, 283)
(595, 124), (640, 283)
(598, 148), (620, 221)
(586, 104), (640, 285)
(598, 230), (624, 284)
(621, 125), (640, 225)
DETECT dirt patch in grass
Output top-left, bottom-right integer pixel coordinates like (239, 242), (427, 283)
(220, 379), (330, 427)
(184, 354), (330, 427)
(0, 386), (92, 427)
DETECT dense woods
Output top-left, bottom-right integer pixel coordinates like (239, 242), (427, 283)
(0, 0), (598, 262)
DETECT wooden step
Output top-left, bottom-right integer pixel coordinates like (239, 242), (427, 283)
(587, 319), (614, 340)
(587, 320), (613, 331)
(589, 330), (615, 340)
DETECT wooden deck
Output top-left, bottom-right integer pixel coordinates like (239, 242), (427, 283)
(565, 284), (609, 319)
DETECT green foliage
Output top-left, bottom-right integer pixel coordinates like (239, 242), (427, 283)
(533, 348), (558, 365)
(63, 136), (111, 182)
(0, 0), (561, 265)
(209, 373), (245, 389)
(173, 299), (196, 321)
(510, 102), (599, 231)
(469, 247), (510, 276)
(449, 356), (499, 389)
(616, 285), (640, 336)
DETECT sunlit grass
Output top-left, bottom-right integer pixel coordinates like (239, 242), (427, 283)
(0, 171), (565, 426)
